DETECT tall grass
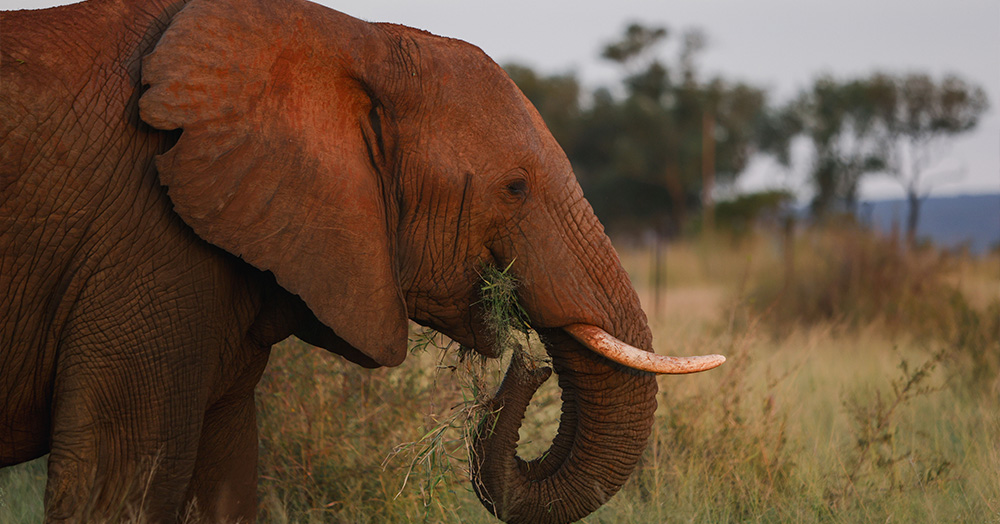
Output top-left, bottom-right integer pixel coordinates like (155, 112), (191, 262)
(255, 336), (484, 523)
(253, 226), (999, 523)
(2, 227), (997, 523)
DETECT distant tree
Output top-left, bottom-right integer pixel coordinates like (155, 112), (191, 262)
(714, 189), (794, 238)
(872, 73), (989, 248)
(591, 23), (686, 231)
(754, 103), (802, 168)
(505, 25), (770, 237)
(596, 23), (768, 234)
(701, 79), (769, 230)
(600, 23), (668, 73)
(782, 72), (989, 239)
(787, 76), (891, 218)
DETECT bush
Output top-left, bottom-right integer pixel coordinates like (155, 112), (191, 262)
(752, 225), (956, 336)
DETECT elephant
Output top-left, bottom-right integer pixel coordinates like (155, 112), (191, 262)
(0, 0), (725, 521)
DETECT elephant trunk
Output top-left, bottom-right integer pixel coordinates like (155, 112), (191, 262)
(471, 328), (658, 524)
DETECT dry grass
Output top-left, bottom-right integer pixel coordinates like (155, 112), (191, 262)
(2, 226), (998, 523)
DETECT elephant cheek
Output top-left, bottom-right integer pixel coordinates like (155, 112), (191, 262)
(450, 303), (503, 358)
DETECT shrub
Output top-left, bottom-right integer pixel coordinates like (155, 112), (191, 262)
(751, 224), (956, 337)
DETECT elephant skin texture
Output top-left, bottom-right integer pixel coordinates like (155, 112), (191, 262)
(1, 0), (661, 522)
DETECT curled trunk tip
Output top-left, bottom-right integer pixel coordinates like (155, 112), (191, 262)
(470, 350), (552, 523)
(470, 330), (658, 524)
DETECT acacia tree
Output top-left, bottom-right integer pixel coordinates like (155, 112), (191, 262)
(597, 23), (767, 234)
(506, 24), (770, 237)
(873, 73), (988, 247)
(788, 76), (892, 218)
(782, 73), (988, 233)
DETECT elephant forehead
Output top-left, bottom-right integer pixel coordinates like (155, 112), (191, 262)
(438, 86), (537, 142)
(404, 106), (558, 178)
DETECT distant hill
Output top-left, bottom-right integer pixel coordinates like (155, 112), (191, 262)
(859, 193), (1000, 254)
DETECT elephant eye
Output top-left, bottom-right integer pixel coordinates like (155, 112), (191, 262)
(505, 179), (528, 196)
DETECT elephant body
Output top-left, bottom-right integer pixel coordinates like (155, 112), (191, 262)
(1, 0), (719, 521)
(1, 0), (322, 518)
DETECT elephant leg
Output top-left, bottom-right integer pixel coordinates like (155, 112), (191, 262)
(184, 394), (260, 523)
(44, 356), (204, 523)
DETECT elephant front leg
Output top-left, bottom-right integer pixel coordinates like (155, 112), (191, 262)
(184, 395), (260, 523)
(44, 369), (204, 523)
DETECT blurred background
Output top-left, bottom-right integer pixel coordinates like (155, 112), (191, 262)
(1, 1), (998, 522)
(331, 0), (1000, 252)
(8, 0), (997, 248)
(5, 0), (997, 249)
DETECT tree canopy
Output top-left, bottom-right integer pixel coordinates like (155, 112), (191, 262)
(763, 73), (988, 238)
(504, 24), (988, 240)
(507, 23), (772, 235)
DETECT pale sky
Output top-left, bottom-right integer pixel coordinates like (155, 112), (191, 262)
(4, 0), (998, 201)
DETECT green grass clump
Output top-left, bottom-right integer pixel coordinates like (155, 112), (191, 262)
(476, 260), (531, 356)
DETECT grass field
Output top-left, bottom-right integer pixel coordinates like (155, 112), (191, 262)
(2, 225), (998, 523)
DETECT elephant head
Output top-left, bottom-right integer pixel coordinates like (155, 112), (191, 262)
(138, 0), (723, 521)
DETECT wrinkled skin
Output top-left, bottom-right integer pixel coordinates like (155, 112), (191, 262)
(1, 0), (658, 522)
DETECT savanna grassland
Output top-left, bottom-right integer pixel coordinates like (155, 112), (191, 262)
(2, 225), (998, 523)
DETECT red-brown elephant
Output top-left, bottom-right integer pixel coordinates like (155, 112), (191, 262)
(0, 0), (723, 521)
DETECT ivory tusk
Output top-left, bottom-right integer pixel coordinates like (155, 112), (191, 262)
(564, 323), (726, 374)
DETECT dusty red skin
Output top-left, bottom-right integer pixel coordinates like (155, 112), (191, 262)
(0, 0), (717, 522)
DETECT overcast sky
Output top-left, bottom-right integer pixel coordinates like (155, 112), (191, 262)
(4, 0), (998, 201)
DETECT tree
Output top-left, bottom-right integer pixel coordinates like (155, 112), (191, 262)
(600, 23), (668, 73)
(504, 25), (770, 238)
(597, 23), (768, 234)
(874, 73), (989, 248)
(701, 79), (769, 230)
(787, 76), (891, 218)
(781, 72), (988, 235)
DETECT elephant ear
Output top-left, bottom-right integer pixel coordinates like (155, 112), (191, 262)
(139, 0), (408, 366)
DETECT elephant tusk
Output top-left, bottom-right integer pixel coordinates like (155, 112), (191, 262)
(563, 323), (726, 374)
